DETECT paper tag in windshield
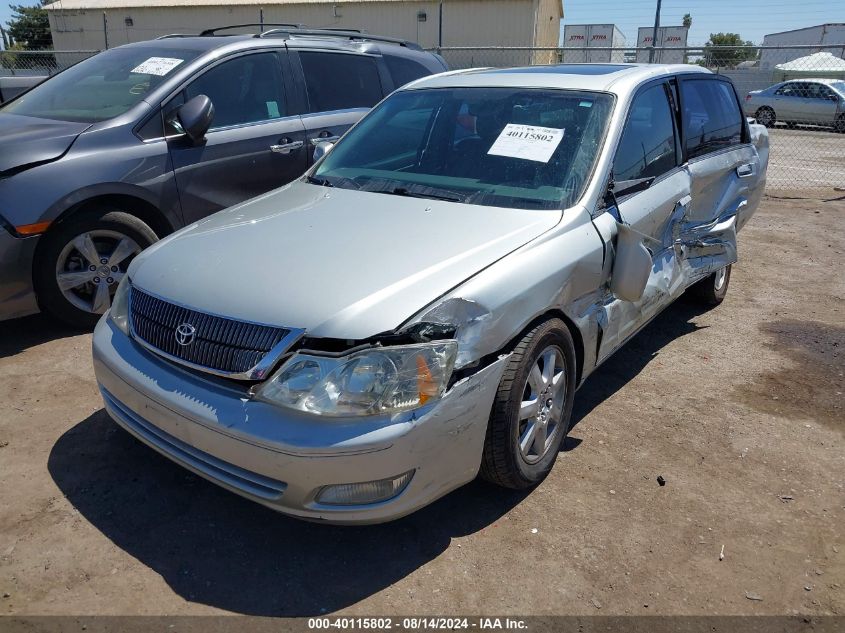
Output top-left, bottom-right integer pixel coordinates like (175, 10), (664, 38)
(131, 57), (184, 76)
(487, 124), (564, 163)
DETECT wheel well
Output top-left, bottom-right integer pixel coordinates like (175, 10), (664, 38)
(497, 310), (586, 387)
(53, 194), (175, 239)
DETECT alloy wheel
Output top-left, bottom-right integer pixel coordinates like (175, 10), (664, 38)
(517, 345), (567, 464)
(55, 230), (140, 315)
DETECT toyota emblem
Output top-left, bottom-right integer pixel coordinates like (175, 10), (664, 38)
(175, 322), (196, 346)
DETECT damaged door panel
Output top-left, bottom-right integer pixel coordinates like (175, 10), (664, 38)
(675, 76), (766, 280)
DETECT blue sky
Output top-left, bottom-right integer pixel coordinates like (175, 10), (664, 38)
(2, 0), (844, 47)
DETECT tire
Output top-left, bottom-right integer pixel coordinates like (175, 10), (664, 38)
(834, 115), (845, 134)
(35, 207), (158, 329)
(755, 107), (776, 128)
(688, 264), (732, 306)
(480, 318), (577, 489)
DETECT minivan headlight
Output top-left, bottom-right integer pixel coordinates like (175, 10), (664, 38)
(256, 342), (457, 417)
(109, 276), (131, 335)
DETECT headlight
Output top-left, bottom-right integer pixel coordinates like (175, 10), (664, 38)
(256, 341), (457, 417)
(109, 276), (131, 335)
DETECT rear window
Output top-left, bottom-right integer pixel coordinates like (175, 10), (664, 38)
(299, 51), (383, 113)
(681, 78), (742, 159)
(384, 55), (433, 88)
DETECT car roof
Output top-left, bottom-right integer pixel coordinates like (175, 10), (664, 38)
(782, 78), (843, 85)
(117, 31), (428, 60)
(406, 63), (712, 96)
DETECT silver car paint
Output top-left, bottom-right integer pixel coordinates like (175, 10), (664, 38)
(93, 315), (510, 524)
(129, 181), (562, 340)
(94, 64), (768, 523)
(744, 79), (845, 126)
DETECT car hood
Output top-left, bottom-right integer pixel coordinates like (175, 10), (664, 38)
(0, 113), (90, 174)
(130, 181), (561, 340)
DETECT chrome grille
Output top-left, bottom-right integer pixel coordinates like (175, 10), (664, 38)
(129, 287), (294, 378)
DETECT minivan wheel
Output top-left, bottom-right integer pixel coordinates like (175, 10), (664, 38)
(755, 107), (776, 128)
(688, 264), (732, 306)
(35, 208), (157, 328)
(481, 319), (576, 489)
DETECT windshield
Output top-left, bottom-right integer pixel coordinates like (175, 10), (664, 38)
(0, 47), (202, 123)
(312, 87), (614, 210)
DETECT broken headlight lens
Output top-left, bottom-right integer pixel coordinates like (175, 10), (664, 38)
(256, 342), (457, 417)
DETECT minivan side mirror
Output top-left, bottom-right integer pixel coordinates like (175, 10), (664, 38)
(177, 95), (214, 144)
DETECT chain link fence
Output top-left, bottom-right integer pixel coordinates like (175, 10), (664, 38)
(1, 44), (842, 194)
(0, 49), (99, 76)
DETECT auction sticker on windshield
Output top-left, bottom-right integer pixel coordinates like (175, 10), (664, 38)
(132, 57), (184, 76)
(487, 124), (565, 163)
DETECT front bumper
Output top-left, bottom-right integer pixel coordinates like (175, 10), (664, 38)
(0, 228), (39, 321)
(92, 316), (508, 524)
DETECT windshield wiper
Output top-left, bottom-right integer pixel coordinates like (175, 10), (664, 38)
(304, 175), (333, 187)
(385, 187), (464, 203)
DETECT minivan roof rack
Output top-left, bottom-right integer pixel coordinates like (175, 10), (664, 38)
(256, 27), (422, 50)
(199, 23), (304, 36)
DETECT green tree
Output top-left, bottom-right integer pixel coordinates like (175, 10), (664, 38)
(5, 0), (53, 50)
(682, 13), (692, 28)
(703, 32), (757, 68)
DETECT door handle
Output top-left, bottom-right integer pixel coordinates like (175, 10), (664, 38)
(270, 140), (304, 155)
(310, 135), (341, 146)
(736, 164), (753, 177)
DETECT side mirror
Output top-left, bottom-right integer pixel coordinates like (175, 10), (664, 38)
(177, 95), (214, 144)
(312, 141), (334, 162)
(610, 223), (653, 303)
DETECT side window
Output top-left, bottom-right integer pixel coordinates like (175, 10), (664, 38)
(613, 83), (678, 183)
(384, 55), (432, 88)
(182, 53), (286, 130)
(775, 84), (795, 97)
(299, 52), (383, 113)
(681, 78), (742, 159)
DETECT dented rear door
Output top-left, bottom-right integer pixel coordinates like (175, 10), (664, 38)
(677, 75), (764, 282)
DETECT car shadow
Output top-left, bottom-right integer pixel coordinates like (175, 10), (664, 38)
(47, 296), (710, 616)
(570, 296), (709, 431)
(48, 411), (531, 616)
(0, 313), (85, 358)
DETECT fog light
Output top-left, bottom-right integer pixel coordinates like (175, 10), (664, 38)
(316, 470), (414, 506)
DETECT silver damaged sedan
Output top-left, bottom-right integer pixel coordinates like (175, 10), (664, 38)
(93, 63), (769, 524)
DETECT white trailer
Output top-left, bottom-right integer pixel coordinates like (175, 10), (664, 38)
(636, 26), (689, 63)
(562, 24), (626, 63)
(760, 23), (845, 69)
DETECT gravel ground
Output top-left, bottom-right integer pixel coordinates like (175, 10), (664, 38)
(0, 194), (843, 617)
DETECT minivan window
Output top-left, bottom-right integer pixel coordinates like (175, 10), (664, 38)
(183, 53), (286, 129)
(299, 51), (383, 112)
(385, 55), (433, 88)
(681, 78), (742, 159)
(613, 83), (678, 182)
(312, 87), (614, 210)
(0, 47), (201, 123)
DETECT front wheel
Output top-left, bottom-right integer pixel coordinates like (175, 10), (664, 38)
(35, 208), (157, 328)
(834, 115), (845, 134)
(480, 319), (577, 489)
(688, 264), (732, 306)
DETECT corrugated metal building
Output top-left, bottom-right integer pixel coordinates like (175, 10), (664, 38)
(760, 23), (845, 69)
(45, 0), (564, 57)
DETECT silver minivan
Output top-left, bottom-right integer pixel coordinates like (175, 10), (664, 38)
(92, 63), (768, 524)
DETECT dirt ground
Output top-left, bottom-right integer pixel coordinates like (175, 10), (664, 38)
(0, 194), (843, 618)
